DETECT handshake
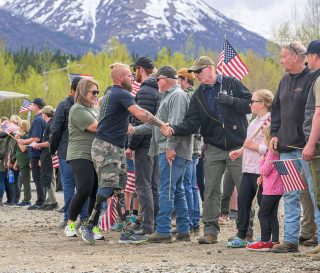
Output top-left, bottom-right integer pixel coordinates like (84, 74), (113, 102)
(127, 123), (175, 137)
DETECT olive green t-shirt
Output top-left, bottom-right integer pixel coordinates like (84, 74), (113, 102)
(66, 103), (99, 161)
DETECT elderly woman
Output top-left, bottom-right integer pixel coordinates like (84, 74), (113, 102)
(64, 78), (103, 243)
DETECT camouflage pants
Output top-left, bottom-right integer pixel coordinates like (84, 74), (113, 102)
(91, 138), (127, 190)
(310, 144), (320, 210)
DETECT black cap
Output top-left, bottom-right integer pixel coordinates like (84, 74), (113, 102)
(306, 40), (320, 55)
(71, 76), (82, 91)
(131, 56), (154, 69)
(32, 98), (45, 108)
(154, 66), (178, 79)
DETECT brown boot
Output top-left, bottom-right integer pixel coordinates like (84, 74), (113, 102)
(176, 233), (191, 242)
(303, 237), (318, 247)
(147, 232), (172, 243)
(271, 241), (298, 253)
(198, 234), (218, 244)
(304, 245), (320, 255)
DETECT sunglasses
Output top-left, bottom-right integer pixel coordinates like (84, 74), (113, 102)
(88, 90), (99, 96)
(193, 66), (208, 74)
(156, 77), (167, 82)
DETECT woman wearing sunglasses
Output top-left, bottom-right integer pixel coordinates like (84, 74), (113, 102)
(64, 78), (103, 243)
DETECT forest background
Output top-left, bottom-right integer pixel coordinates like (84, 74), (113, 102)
(0, 0), (319, 117)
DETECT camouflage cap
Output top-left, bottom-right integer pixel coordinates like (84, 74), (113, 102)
(177, 68), (195, 81)
(188, 56), (215, 72)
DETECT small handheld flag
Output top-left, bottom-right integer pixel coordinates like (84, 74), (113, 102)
(20, 99), (33, 114)
(68, 73), (93, 84)
(274, 160), (307, 192)
(216, 39), (249, 80)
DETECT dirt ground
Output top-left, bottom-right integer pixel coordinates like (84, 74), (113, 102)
(1, 191), (320, 273)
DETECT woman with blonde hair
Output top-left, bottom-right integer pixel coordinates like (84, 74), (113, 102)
(5, 115), (22, 205)
(64, 78), (103, 243)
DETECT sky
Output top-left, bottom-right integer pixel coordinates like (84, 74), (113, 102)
(204, 0), (308, 39)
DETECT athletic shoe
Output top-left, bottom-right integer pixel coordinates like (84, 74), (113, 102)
(111, 220), (123, 232)
(92, 226), (105, 240)
(127, 214), (138, 224)
(246, 241), (273, 252)
(28, 204), (42, 210)
(64, 222), (77, 237)
(118, 231), (148, 244)
(227, 236), (247, 248)
(17, 202), (31, 207)
(80, 222), (95, 244)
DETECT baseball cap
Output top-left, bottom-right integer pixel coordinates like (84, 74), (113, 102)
(188, 56), (215, 72)
(41, 105), (54, 115)
(131, 56), (154, 69)
(306, 40), (320, 55)
(154, 66), (178, 79)
(177, 68), (195, 81)
(32, 98), (45, 108)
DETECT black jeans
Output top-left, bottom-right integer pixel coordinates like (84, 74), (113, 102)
(31, 157), (45, 205)
(196, 157), (205, 202)
(237, 173), (262, 239)
(69, 159), (99, 226)
(258, 195), (282, 242)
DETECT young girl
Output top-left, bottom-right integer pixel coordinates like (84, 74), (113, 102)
(246, 126), (283, 251)
(227, 89), (274, 248)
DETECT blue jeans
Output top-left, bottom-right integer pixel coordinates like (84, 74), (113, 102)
(0, 171), (6, 199)
(183, 154), (200, 229)
(156, 153), (189, 235)
(281, 149), (320, 244)
(59, 159), (88, 221)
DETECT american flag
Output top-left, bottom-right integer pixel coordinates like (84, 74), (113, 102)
(274, 160), (307, 192)
(125, 159), (136, 193)
(131, 80), (141, 97)
(0, 122), (19, 135)
(68, 73), (93, 84)
(52, 154), (59, 169)
(216, 40), (249, 80)
(100, 196), (118, 232)
(20, 99), (33, 114)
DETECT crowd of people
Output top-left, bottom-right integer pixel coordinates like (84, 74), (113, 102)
(1, 39), (320, 256)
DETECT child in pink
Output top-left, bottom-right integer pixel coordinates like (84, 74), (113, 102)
(246, 127), (284, 251)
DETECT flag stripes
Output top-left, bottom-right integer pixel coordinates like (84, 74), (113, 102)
(274, 160), (307, 192)
(125, 170), (136, 193)
(100, 196), (118, 232)
(216, 40), (249, 80)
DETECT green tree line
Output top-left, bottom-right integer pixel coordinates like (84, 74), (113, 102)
(0, 38), (284, 117)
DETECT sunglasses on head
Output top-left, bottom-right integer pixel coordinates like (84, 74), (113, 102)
(193, 66), (208, 74)
(88, 90), (99, 96)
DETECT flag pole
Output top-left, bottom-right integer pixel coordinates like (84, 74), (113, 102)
(219, 34), (227, 93)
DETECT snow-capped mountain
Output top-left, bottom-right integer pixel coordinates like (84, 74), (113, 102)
(0, 0), (267, 56)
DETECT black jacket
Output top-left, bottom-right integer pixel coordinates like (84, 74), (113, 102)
(49, 95), (74, 159)
(172, 76), (252, 151)
(128, 78), (160, 150)
(271, 67), (315, 151)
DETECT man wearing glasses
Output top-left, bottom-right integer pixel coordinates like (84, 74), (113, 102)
(131, 66), (193, 243)
(161, 56), (252, 244)
(270, 42), (316, 253)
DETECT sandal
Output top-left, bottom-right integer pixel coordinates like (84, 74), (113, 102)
(227, 236), (247, 248)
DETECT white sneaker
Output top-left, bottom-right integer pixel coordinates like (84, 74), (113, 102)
(93, 226), (105, 240)
(64, 222), (77, 237)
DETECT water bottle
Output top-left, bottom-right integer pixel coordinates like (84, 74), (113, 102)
(8, 169), (15, 184)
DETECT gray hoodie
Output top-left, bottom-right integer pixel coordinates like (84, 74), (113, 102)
(134, 84), (193, 160)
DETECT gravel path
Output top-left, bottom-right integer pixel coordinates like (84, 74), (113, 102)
(0, 191), (319, 273)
